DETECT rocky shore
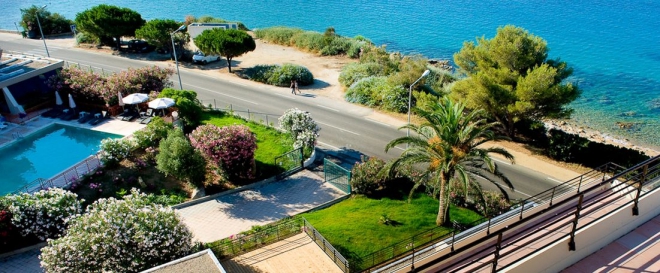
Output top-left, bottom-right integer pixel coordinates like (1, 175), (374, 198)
(543, 119), (659, 157)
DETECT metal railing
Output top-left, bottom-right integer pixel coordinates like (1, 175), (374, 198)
(412, 156), (660, 272)
(275, 147), (304, 179)
(13, 153), (103, 194)
(63, 61), (111, 76)
(303, 218), (351, 273)
(361, 161), (618, 272)
(206, 217), (303, 259)
(200, 100), (282, 129)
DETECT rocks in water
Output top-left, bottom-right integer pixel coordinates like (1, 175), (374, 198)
(615, 121), (635, 129)
(428, 59), (453, 71)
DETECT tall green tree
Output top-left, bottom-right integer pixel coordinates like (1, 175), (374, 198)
(194, 28), (256, 72)
(75, 4), (145, 48)
(384, 97), (514, 226)
(451, 25), (580, 137)
(20, 5), (73, 37)
(135, 19), (189, 59)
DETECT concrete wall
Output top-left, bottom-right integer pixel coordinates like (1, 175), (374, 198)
(506, 181), (660, 273)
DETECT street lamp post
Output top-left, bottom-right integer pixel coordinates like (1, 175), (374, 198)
(35, 5), (50, 57)
(407, 69), (431, 140)
(170, 25), (186, 90)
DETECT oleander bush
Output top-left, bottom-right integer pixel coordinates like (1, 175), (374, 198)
(133, 117), (174, 149)
(350, 156), (387, 195)
(99, 138), (136, 166)
(158, 88), (203, 127)
(156, 129), (207, 186)
(40, 190), (195, 273)
(255, 26), (370, 58)
(338, 62), (386, 87)
(346, 76), (408, 112)
(241, 64), (314, 87)
(189, 124), (258, 180)
(2, 189), (82, 240)
(278, 108), (320, 154)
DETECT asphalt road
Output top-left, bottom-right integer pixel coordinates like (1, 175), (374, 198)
(0, 37), (569, 200)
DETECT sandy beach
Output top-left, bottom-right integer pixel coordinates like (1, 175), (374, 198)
(2, 31), (656, 178)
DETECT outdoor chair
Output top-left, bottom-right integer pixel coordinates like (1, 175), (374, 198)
(122, 109), (139, 121)
(139, 109), (154, 124)
(88, 111), (108, 125)
(77, 112), (93, 123)
(59, 109), (76, 121)
(41, 108), (62, 118)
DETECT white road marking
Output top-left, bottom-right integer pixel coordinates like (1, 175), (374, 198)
(492, 158), (512, 165)
(318, 141), (342, 150)
(365, 118), (391, 127)
(276, 93), (295, 99)
(547, 177), (564, 183)
(316, 121), (360, 135)
(316, 104), (340, 112)
(185, 83), (259, 105)
(394, 146), (405, 151)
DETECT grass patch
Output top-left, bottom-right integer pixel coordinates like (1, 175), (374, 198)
(302, 193), (483, 266)
(200, 111), (294, 179)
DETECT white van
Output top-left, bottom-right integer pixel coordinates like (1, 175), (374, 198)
(192, 51), (221, 64)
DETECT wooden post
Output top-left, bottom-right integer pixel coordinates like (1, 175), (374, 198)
(632, 164), (648, 215)
(549, 187), (556, 207)
(491, 233), (503, 273)
(577, 176), (583, 193)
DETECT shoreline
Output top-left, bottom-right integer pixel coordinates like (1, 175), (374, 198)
(3, 31), (657, 160)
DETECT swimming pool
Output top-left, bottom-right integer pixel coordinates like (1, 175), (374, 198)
(0, 124), (122, 195)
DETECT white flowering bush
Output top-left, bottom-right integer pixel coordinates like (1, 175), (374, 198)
(99, 138), (136, 165)
(278, 108), (320, 151)
(40, 189), (194, 273)
(4, 188), (82, 240)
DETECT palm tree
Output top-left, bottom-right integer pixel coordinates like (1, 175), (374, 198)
(384, 97), (515, 226)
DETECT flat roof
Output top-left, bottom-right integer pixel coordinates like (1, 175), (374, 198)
(141, 249), (226, 273)
(0, 51), (63, 88)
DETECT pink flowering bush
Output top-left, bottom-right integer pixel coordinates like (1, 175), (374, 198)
(46, 66), (173, 105)
(39, 189), (194, 273)
(189, 124), (257, 179)
(3, 189), (82, 240)
(350, 156), (387, 195)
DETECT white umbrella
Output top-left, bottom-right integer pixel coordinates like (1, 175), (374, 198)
(68, 94), (76, 109)
(148, 98), (175, 109)
(122, 93), (149, 105)
(55, 91), (63, 106)
(118, 92), (125, 106)
(2, 87), (20, 114)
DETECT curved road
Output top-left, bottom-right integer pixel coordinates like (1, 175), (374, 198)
(1, 36), (569, 200)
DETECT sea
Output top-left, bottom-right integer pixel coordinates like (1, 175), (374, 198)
(3, 0), (660, 149)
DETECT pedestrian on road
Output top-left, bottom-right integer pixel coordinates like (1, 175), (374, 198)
(294, 79), (299, 94)
(290, 79), (296, 95)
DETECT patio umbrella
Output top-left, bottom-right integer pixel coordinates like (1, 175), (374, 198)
(148, 98), (175, 109)
(122, 93), (149, 105)
(55, 91), (63, 106)
(68, 94), (77, 109)
(118, 92), (125, 106)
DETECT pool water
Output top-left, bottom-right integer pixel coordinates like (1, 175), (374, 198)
(0, 124), (122, 195)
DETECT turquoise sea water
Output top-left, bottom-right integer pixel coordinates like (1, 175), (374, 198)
(3, 0), (659, 148)
(0, 124), (121, 195)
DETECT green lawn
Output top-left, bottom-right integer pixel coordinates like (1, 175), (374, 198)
(302, 194), (483, 263)
(200, 111), (295, 179)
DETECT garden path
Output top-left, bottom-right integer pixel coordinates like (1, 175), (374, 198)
(176, 170), (346, 243)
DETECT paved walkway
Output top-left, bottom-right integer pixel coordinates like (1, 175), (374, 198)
(0, 247), (42, 273)
(176, 170), (346, 243)
(221, 233), (342, 273)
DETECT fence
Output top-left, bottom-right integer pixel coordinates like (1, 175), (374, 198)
(324, 158), (352, 194)
(63, 61), (111, 76)
(303, 218), (351, 273)
(356, 161), (619, 272)
(275, 147), (304, 179)
(206, 217), (303, 259)
(410, 156), (660, 272)
(13, 153), (103, 194)
(200, 100), (282, 129)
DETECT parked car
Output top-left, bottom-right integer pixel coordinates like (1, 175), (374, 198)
(127, 40), (155, 53)
(192, 51), (221, 64)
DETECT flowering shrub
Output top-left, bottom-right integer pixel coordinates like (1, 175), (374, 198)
(45, 66), (173, 105)
(132, 117), (173, 149)
(350, 156), (387, 195)
(3, 189), (82, 240)
(40, 189), (194, 273)
(156, 129), (207, 185)
(448, 181), (511, 217)
(99, 138), (136, 166)
(189, 124), (257, 179)
(0, 208), (17, 246)
(278, 108), (320, 151)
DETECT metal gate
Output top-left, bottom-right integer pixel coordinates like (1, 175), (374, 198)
(324, 158), (352, 194)
(275, 147), (303, 179)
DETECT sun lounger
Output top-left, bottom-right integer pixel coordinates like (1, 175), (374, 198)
(41, 108), (62, 118)
(77, 112), (93, 123)
(138, 109), (154, 124)
(59, 109), (77, 121)
(88, 111), (108, 125)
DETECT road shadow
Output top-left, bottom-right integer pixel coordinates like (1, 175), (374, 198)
(296, 93), (317, 98)
(113, 51), (171, 61)
(306, 79), (330, 89)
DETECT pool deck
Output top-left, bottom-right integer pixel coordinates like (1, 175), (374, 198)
(0, 115), (145, 148)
